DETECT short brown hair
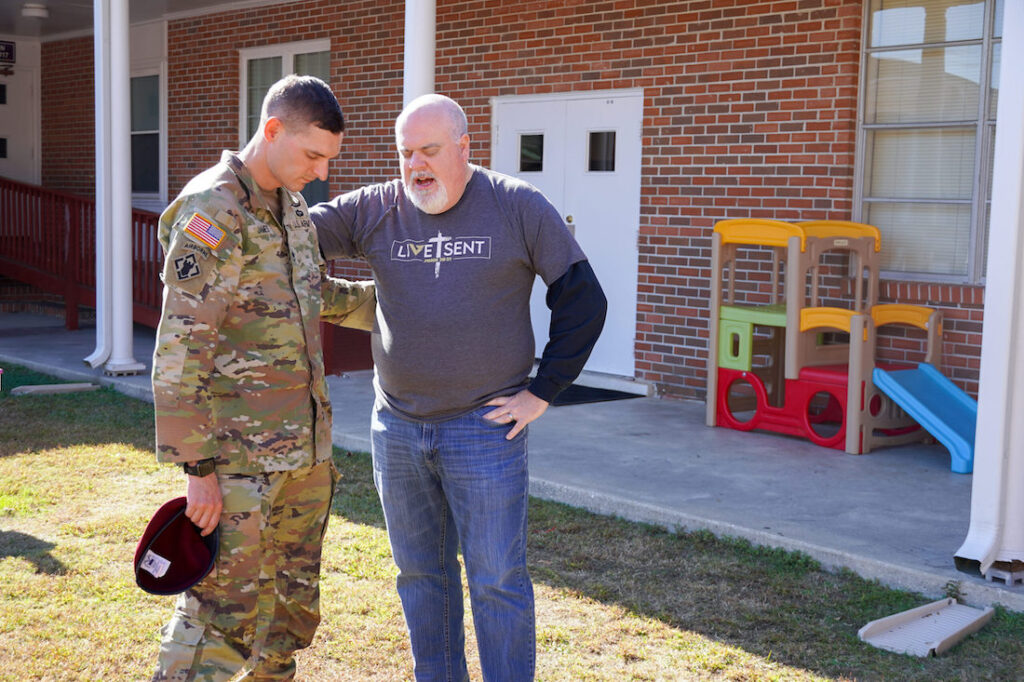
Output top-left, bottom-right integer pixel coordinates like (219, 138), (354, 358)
(261, 74), (345, 134)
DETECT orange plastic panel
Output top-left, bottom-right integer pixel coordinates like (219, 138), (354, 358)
(800, 306), (857, 333)
(713, 219), (805, 250)
(871, 304), (935, 331)
(797, 220), (882, 252)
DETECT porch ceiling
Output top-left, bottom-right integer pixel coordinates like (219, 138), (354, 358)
(0, 1), (275, 39)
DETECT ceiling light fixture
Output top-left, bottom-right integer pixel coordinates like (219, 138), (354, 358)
(21, 3), (50, 20)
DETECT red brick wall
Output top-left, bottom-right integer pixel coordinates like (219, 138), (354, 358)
(37, 0), (987, 399)
(429, 0), (867, 398)
(41, 36), (95, 197)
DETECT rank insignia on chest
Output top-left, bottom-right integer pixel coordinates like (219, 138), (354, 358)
(173, 253), (201, 281)
(183, 212), (225, 249)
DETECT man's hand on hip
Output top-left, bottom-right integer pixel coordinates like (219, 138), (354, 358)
(185, 471), (222, 536)
(484, 389), (549, 440)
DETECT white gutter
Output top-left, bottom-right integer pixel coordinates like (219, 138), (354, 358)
(403, 0), (435, 105)
(84, 0), (112, 369)
(955, 0), (1024, 577)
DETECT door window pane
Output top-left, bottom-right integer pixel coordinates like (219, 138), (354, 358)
(519, 134), (543, 172)
(588, 131), (616, 172)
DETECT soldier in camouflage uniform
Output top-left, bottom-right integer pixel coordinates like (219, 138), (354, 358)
(150, 75), (374, 681)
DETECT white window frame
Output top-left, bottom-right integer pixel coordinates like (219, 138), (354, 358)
(129, 66), (166, 211)
(237, 39), (331, 147)
(852, 0), (1002, 284)
(128, 20), (167, 212)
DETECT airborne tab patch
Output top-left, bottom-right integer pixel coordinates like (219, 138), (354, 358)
(183, 212), (225, 249)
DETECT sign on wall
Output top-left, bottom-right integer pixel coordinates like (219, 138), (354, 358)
(0, 41), (14, 64)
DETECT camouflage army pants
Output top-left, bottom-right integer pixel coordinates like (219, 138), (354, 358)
(152, 460), (336, 681)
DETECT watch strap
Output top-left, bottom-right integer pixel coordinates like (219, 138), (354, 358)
(183, 458), (216, 477)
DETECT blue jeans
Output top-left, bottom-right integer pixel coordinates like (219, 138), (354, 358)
(371, 404), (535, 682)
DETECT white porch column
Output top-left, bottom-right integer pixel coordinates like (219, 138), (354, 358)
(103, 0), (144, 375)
(403, 0), (435, 105)
(84, 0), (112, 368)
(954, 0), (1024, 580)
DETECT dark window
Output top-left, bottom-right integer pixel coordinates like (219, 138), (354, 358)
(131, 133), (159, 193)
(588, 131), (616, 172)
(519, 134), (543, 172)
(0, 138), (7, 159)
(0, 84), (6, 105)
(302, 178), (328, 206)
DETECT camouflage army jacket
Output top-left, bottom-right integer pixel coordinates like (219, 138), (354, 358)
(152, 151), (375, 474)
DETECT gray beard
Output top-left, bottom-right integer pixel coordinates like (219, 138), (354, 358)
(405, 181), (449, 215)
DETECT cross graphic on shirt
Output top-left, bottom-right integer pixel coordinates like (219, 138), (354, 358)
(428, 230), (451, 278)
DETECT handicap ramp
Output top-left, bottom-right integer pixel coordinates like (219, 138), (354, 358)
(872, 363), (977, 474)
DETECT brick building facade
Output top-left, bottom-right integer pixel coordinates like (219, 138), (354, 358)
(33, 0), (987, 400)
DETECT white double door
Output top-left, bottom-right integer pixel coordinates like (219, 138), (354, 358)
(492, 91), (643, 378)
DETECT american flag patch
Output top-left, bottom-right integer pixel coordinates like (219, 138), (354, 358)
(183, 213), (224, 249)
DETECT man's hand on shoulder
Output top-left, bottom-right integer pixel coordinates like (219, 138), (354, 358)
(484, 389), (549, 440)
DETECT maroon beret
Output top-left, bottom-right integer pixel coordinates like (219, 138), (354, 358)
(134, 497), (219, 595)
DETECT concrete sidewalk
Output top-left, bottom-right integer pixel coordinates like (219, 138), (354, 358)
(2, 311), (1021, 611)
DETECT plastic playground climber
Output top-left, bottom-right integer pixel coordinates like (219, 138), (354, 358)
(705, 218), (976, 474)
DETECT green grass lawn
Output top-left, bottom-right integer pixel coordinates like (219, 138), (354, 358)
(1, 362), (1022, 680)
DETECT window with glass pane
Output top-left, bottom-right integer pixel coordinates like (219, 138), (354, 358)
(246, 57), (282, 140)
(588, 131), (616, 172)
(244, 49), (332, 205)
(131, 75), (159, 194)
(294, 51), (331, 205)
(519, 134), (543, 172)
(859, 0), (1002, 281)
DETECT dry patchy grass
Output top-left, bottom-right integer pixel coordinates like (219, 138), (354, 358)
(2, 363), (1023, 681)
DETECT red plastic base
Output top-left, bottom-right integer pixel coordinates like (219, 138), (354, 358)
(716, 366), (848, 450)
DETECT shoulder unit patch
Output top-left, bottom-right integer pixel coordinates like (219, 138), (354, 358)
(173, 253), (201, 281)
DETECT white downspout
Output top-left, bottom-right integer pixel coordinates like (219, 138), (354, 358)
(954, 0), (1024, 577)
(403, 0), (436, 105)
(84, 0), (111, 368)
(103, 0), (144, 375)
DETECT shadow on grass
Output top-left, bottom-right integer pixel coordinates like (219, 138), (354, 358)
(330, 448), (1024, 682)
(0, 530), (66, 574)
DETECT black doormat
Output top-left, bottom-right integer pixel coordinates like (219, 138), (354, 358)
(552, 384), (643, 406)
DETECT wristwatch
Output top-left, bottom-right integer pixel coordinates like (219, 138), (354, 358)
(182, 458), (216, 477)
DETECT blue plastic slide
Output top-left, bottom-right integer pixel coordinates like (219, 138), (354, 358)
(872, 363), (977, 474)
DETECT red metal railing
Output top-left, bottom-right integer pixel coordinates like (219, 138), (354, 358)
(0, 176), (163, 329)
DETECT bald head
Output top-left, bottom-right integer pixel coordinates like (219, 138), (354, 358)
(396, 94), (468, 143)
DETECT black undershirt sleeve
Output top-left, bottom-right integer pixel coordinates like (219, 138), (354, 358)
(527, 260), (608, 403)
